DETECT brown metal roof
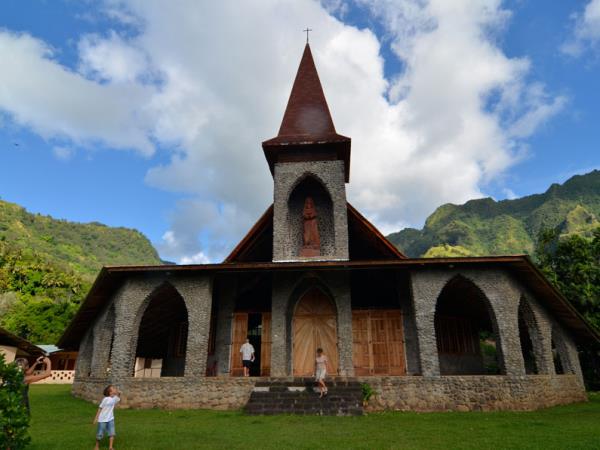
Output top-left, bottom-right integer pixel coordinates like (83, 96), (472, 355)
(58, 255), (600, 349)
(262, 44), (351, 181)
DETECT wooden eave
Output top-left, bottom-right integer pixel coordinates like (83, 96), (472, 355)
(0, 327), (44, 356)
(58, 255), (600, 349)
(224, 205), (273, 263)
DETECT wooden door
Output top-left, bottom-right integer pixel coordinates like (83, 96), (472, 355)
(230, 313), (248, 376)
(292, 288), (338, 376)
(260, 313), (272, 376)
(352, 311), (371, 376)
(352, 310), (406, 375)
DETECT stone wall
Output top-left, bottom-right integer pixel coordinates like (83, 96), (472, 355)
(271, 271), (354, 376)
(273, 160), (349, 262)
(72, 377), (255, 410)
(360, 374), (586, 412)
(72, 374), (586, 412)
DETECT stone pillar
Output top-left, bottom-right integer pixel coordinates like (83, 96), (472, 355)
(110, 278), (162, 381)
(324, 272), (353, 376)
(409, 271), (449, 377)
(213, 276), (237, 375)
(270, 273), (290, 377)
(553, 324), (584, 384)
(75, 328), (93, 379)
(400, 272), (421, 375)
(521, 296), (554, 374)
(90, 305), (115, 378)
(473, 271), (526, 376)
(172, 276), (214, 378)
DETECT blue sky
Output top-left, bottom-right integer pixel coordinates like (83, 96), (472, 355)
(0, 0), (599, 263)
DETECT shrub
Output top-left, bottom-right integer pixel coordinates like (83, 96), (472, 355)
(0, 353), (30, 450)
(361, 383), (375, 403)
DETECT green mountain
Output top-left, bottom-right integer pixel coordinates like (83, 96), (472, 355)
(387, 170), (600, 257)
(0, 199), (161, 279)
(0, 198), (162, 343)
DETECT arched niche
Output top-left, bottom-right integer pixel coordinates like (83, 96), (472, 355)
(287, 175), (335, 257)
(434, 275), (504, 375)
(133, 283), (188, 377)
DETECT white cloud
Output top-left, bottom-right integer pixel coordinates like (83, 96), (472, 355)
(0, 1), (564, 262)
(0, 30), (154, 155)
(561, 0), (600, 56)
(52, 146), (74, 161)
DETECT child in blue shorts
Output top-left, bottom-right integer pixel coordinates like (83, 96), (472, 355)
(93, 385), (120, 450)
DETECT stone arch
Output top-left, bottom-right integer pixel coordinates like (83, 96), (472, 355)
(434, 275), (505, 375)
(131, 282), (189, 377)
(551, 326), (575, 375)
(90, 303), (116, 378)
(284, 276), (339, 375)
(287, 174), (335, 258)
(517, 297), (547, 375)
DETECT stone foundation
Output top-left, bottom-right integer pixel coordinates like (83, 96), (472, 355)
(360, 374), (586, 411)
(72, 377), (255, 410)
(72, 374), (586, 412)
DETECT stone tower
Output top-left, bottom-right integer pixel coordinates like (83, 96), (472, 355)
(263, 44), (351, 262)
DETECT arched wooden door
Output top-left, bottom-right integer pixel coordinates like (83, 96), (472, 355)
(292, 287), (338, 376)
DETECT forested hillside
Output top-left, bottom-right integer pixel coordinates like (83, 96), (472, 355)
(0, 199), (162, 343)
(387, 170), (600, 257)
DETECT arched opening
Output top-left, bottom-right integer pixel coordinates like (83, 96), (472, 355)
(518, 299), (538, 374)
(134, 283), (188, 377)
(551, 327), (572, 375)
(292, 286), (338, 376)
(434, 276), (503, 375)
(287, 175), (335, 258)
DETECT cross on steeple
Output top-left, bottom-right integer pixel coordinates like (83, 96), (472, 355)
(303, 27), (312, 44)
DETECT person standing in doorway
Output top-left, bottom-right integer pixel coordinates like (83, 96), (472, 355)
(315, 348), (329, 398)
(240, 337), (255, 377)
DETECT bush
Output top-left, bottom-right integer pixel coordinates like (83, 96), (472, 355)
(0, 353), (30, 449)
(361, 383), (375, 403)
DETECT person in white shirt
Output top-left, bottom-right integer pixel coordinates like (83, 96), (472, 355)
(93, 385), (121, 450)
(240, 338), (255, 377)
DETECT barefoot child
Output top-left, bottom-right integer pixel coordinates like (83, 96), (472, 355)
(315, 348), (329, 398)
(93, 385), (120, 450)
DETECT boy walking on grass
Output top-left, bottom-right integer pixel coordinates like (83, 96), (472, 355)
(93, 385), (120, 450)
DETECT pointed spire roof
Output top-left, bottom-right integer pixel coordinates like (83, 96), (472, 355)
(263, 44), (351, 181)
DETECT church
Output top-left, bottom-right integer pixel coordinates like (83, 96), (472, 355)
(59, 44), (598, 413)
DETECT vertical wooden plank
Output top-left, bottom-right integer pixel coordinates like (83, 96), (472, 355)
(261, 313), (272, 376)
(352, 311), (370, 376)
(230, 313), (248, 377)
(386, 310), (406, 375)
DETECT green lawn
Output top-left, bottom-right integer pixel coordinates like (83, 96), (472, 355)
(28, 385), (600, 449)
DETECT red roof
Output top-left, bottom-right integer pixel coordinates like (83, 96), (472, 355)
(263, 44), (351, 181)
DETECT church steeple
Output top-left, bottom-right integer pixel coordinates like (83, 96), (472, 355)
(263, 44), (352, 182)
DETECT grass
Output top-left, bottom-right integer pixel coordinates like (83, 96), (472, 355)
(28, 385), (600, 449)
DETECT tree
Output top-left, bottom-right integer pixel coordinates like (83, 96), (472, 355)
(535, 227), (600, 389)
(0, 353), (31, 450)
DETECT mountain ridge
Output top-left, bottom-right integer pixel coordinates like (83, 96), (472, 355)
(387, 170), (600, 257)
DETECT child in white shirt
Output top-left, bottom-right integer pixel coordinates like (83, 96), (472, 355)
(93, 385), (121, 450)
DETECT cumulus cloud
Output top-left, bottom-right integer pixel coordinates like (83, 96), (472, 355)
(0, 0), (565, 262)
(0, 30), (154, 154)
(562, 0), (600, 56)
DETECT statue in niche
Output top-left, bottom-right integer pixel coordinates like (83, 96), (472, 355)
(300, 196), (320, 257)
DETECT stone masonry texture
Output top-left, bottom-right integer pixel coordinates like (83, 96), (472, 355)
(71, 374), (586, 412)
(273, 160), (349, 262)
